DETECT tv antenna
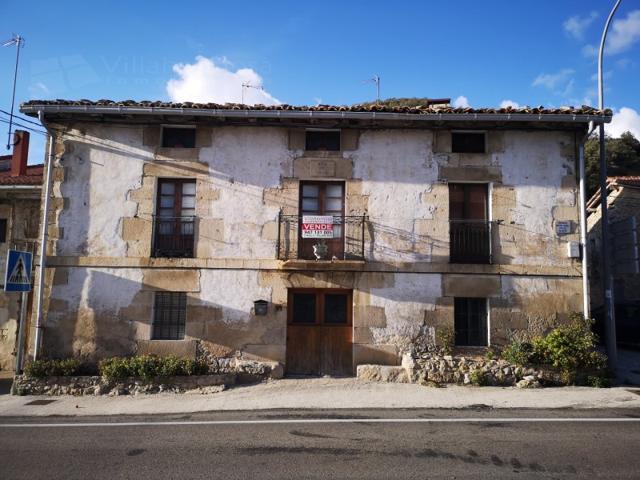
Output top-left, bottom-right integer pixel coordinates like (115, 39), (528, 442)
(241, 83), (263, 105)
(363, 75), (380, 104)
(3, 34), (25, 150)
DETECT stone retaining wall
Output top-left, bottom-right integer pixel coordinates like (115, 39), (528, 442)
(357, 352), (560, 388)
(13, 359), (284, 396)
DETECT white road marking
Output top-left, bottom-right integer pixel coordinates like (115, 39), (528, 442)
(1, 417), (639, 428)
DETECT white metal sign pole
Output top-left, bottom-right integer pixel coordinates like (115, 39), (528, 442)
(15, 291), (28, 373)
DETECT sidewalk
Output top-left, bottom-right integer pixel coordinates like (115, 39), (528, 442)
(1, 377), (640, 417)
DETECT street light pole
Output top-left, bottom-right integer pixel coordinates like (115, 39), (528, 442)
(598, 0), (622, 372)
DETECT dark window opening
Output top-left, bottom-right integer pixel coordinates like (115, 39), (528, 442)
(305, 131), (340, 151)
(162, 127), (196, 148)
(324, 294), (348, 324)
(449, 183), (490, 264)
(288, 289), (352, 326)
(0, 219), (7, 243)
(454, 297), (488, 346)
(292, 293), (317, 324)
(153, 179), (196, 258)
(452, 132), (485, 153)
(152, 292), (187, 340)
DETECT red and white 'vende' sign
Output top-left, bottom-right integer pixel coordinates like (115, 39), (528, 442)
(301, 215), (334, 239)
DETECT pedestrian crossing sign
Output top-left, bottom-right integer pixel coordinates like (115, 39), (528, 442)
(4, 250), (33, 292)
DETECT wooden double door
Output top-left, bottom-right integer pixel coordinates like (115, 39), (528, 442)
(286, 289), (353, 376)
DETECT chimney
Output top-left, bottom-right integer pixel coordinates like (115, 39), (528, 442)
(11, 130), (29, 177)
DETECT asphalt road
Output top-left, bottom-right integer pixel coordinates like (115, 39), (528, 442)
(1, 409), (640, 479)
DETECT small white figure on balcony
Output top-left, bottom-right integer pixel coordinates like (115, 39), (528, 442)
(313, 240), (328, 260)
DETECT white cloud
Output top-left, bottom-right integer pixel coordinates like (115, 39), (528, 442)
(563, 11), (598, 39)
(499, 100), (521, 109)
(166, 55), (280, 105)
(532, 69), (576, 96)
(608, 10), (640, 54)
(452, 95), (470, 108)
(607, 107), (640, 138)
(582, 44), (598, 58)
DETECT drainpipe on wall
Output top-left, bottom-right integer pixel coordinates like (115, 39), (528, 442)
(578, 125), (594, 319)
(33, 111), (55, 360)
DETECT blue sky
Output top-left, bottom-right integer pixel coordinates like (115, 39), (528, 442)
(1, 0), (639, 164)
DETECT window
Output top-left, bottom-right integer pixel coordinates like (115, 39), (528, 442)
(152, 292), (187, 340)
(449, 183), (490, 264)
(452, 132), (485, 153)
(153, 179), (196, 258)
(162, 127), (196, 148)
(305, 130), (340, 151)
(454, 297), (488, 346)
(0, 219), (6, 243)
(299, 181), (345, 260)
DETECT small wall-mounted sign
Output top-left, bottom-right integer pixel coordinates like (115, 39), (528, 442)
(302, 215), (334, 239)
(555, 221), (571, 236)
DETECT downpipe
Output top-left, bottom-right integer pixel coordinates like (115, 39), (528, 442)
(33, 111), (55, 361)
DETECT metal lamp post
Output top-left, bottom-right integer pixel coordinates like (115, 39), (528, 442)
(598, 0), (622, 372)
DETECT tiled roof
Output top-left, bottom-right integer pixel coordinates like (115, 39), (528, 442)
(0, 165), (43, 186)
(21, 99), (612, 116)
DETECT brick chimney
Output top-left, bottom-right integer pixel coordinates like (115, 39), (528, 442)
(11, 130), (29, 177)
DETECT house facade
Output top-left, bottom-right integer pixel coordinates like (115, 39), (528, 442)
(21, 100), (610, 375)
(587, 176), (640, 344)
(0, 131), (42, 371)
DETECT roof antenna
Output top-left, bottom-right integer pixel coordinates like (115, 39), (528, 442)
(3, 34), (25, 150)
(241, 83), (264, 105)
(362, 75), (380, 105)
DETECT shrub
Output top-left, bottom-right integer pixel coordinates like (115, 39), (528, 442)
(501, 340), (536, 366)
(23, 358), (82, 378)
(469, 368), (489, 386)
(99, 355), (209, 381)
(437, 326), (455, 355)
(532, 315), (606, 375)
(499, 313), (609, 386)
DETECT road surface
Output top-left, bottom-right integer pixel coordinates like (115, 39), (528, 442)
(1, 408), (639, 479)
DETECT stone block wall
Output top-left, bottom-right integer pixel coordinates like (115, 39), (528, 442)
(30, 122), (585, 371)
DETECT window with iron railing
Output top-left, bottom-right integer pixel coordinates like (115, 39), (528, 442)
(449, 183), (491, 264)
(153, 179), (196, 258)
(152, 291), (187, 340)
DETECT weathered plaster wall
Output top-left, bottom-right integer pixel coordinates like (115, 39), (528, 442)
(35, 123), (585, 368)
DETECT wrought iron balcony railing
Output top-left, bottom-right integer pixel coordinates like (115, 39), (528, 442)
(277, 214), (368, 261)
(152, 215), (196, 258)
(449, 219), (492, 264)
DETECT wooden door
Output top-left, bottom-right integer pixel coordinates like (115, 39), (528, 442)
(299, 182), (345, 260)
(286, 289), (353, 376)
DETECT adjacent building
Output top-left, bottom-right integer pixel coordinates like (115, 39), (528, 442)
(20, 100), (610, 375)
(0, 131), (42, 370)
(587, 176), (640, 345)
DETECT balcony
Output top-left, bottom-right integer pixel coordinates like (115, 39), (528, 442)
(152, 215), (195, 258)
(277, 214), (367, 261)
(449, 219), (492, 264)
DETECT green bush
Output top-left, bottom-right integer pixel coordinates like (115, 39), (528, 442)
(23, 358), (82, 378)
(532, 315), (607, 375)
(99, 355), (209, 381)
(469, 368), (489, 386)
(437, 326), (455, 355)
(499, 313), (608, 386)
(501, 340), (536, 366)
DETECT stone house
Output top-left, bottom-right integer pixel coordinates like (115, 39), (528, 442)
(20, 100), (610, 375)
(0, 131), (42, 370)
(587, 176), (640, 344)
